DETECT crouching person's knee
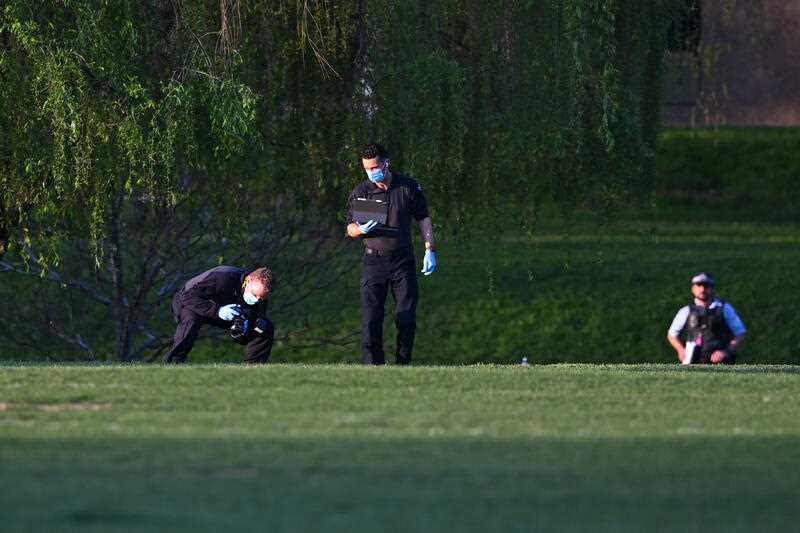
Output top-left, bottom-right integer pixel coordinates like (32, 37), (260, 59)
(243, 318), (274, 364)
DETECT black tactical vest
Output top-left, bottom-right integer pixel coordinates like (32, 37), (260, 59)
(684, 303), (733, 358)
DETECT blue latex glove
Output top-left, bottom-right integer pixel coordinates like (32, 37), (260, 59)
(218, 303), (242, 321)
(357, 220), (378, 235)
(421, 249), (437, 276)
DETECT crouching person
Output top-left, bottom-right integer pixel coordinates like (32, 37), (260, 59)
(667, 272), (745, 365)
(164, 266), (276, 364)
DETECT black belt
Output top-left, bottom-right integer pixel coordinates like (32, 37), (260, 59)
(364, 246), (411, 257)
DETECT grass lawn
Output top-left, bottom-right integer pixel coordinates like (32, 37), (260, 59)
(2, 364), (800, 532)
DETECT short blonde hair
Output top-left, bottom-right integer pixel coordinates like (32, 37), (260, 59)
(248, 267), (276, 291)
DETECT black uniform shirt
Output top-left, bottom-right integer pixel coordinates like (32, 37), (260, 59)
(347, 171), (430, 252)
(178, 266), (266, 319)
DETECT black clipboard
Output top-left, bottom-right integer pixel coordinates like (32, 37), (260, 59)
(352, 197), (399, 237)
(352, 198), (389, 224)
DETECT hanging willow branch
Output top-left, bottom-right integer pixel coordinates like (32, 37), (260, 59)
(0, 1), (260, 267)
(296, 0), (340, 78)
(216, 0), (242, 70)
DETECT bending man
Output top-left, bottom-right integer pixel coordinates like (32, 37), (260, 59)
(164, 266), (276, 364)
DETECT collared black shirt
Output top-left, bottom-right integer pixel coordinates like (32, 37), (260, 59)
(347, 171), (430, 252)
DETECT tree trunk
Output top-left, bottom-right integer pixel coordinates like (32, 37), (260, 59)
(343, 0), (366, 113)
(0, 203), (8, 258)
(108, 195), (132, 361)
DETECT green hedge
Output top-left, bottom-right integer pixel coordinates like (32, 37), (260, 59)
(265, 220), (799, 365)
(263, 128), (800, 364)
(654, 128), (800, 221)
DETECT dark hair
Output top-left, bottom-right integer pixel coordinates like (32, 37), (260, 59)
(360, 143), (388, 161)
(248, 267), (276, 291)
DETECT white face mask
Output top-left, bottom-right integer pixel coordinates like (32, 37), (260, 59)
(243, 290), (260, 305)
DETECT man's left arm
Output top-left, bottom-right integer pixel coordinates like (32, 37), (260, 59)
(723, 303), (746, 357)
(710, 303), (746, 362)
(419, 217), (434, 250)
(418, 217), (436, 275)
(410, 181), (436, 275)
(726, 334), (745, 357)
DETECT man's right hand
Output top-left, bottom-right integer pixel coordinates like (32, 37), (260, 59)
(357, 220), (378, 235)
(218, 304), (242, 321)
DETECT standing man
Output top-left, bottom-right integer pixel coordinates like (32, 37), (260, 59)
(164, 266), (276, 364)
(346, 143), (437, 365)
(667, 272), (746, 364)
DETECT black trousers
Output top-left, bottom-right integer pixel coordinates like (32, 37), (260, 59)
(164, 293), (274, 364)
(360, 250), (418, 365)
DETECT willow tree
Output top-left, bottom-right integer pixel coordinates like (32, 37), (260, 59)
(0, 1), (351, 360)
(0, 1), (681, 361)
(0, 1), (259, 259)
(353, 0), (679, 233)
(2, 0), (680, 254)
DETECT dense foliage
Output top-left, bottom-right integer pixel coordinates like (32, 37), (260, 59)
(2, 0), (677, 250)
(0, 1), (683, 360)
(1, 1), (259, 262)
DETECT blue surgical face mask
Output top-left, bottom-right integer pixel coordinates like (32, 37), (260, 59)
(368, 168), (384, 184)
(367, 162), (386, 183)
(243, 290), (259, 305)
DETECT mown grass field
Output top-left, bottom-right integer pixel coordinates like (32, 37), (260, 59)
(2, 364), (800, 532)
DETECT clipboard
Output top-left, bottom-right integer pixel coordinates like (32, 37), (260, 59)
(352, 198), (389, 225)
(352, 197), (399, 237)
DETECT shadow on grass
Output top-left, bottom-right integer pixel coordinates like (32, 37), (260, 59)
(2, 435), (799, 533)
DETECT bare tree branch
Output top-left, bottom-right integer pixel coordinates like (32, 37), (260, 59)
(0, 259), (113, 306)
